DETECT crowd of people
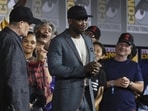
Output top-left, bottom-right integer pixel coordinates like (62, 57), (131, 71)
(0, 4), (147, 111)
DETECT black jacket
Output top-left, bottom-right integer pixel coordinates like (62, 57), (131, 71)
(0, 27), (30, 111)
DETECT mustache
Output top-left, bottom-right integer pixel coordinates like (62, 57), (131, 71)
(36, 31), (47, 38)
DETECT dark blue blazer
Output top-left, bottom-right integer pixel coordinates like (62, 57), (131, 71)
(48, 29), (95, 111)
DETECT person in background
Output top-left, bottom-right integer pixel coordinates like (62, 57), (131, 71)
(34, 20), (56, 111)
(85, 25), (101, 42)
(100, 33), (144, 111)
(127, 43), (137, 60)
(85, 25), (106, 110)
(34, 20), (55, 51)
(0, 6), (41, 111)
(137, 58), (148, 111)
(47, 5), (101, 111)
(22, 32), (52, 111)
(91, 41), (107, 111)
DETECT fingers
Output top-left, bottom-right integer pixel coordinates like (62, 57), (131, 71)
(112, 77), (131, 88)
(118, 77), (130, 88)
(91, 61), (102, 75)
(37, 48), (47, 62)
(84, 61), (102, 77)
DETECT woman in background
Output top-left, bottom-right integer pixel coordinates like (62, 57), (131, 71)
(22, 31), (52, 111)
(91, 41), (107, 111)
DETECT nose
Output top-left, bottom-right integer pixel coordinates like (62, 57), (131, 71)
(26, 42), (32, 46)
(29, 24), (34, 31)
(94, 50), (97, 55)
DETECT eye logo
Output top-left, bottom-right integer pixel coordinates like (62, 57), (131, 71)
(135, 0), (148, 21)
(106, 0), (120, 18)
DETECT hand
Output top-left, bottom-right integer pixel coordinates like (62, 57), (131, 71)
(37, 48), (47, 62)
(30, 89), (46, 108)
(114, 77), (130, 88)
(91, 79), (99, 91)
(91, 60), (102, 75)
(121, 76), (130, 88)
(33, 94), (46, 108)
(84, 60), (102, 77)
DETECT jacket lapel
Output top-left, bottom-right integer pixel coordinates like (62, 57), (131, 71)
(64, 31), (94, 64)
(64, 32), (82, 64)
(82, 33), (94, 62)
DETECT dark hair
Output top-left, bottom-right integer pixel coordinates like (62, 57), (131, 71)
(127, 44), (137, 59)
(22, 31), (35, 40)
(93, 41), (106, 56)
(28, 31), (35, 35)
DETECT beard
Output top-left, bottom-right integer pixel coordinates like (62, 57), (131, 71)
(36, 31), (47, 39)
(70, 25), (86, 35)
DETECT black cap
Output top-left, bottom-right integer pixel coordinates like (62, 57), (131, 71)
(67, 5), (93, 19)
(10, 6), (41, 24)
(118, 33), (134, 45)
(86, 26), (101, 40)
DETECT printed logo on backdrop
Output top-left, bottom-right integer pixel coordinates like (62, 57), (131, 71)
(104, 45), (138, 62)
(127, 0), (148, 34)
(104, 46), (116, 59)
(0, 0), (7, 14)
(140, 48), (148, 60)
(32, 0), (59, 28)
(97, 0), (122, 32)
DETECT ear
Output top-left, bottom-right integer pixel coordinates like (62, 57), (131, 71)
(68, 19), (72, 24)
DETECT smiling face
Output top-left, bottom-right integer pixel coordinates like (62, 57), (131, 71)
(36, 23), (53, 44)
(93, 42), (106, 61)
(34, 21), (55, 45)
(94, 44), (103, 61)
(115, 42), (132, 57)
(22, 32), (36, 56)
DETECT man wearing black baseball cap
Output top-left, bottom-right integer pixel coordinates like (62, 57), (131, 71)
(117, 33), (137, 59)
(10, 6), (41, 25)
(100, 32), (144, 111)
(85, 25), (101, 42)
(48, 5), (99, 111)
(117, 33), (134, 45)
(0, 6), (41, 111)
